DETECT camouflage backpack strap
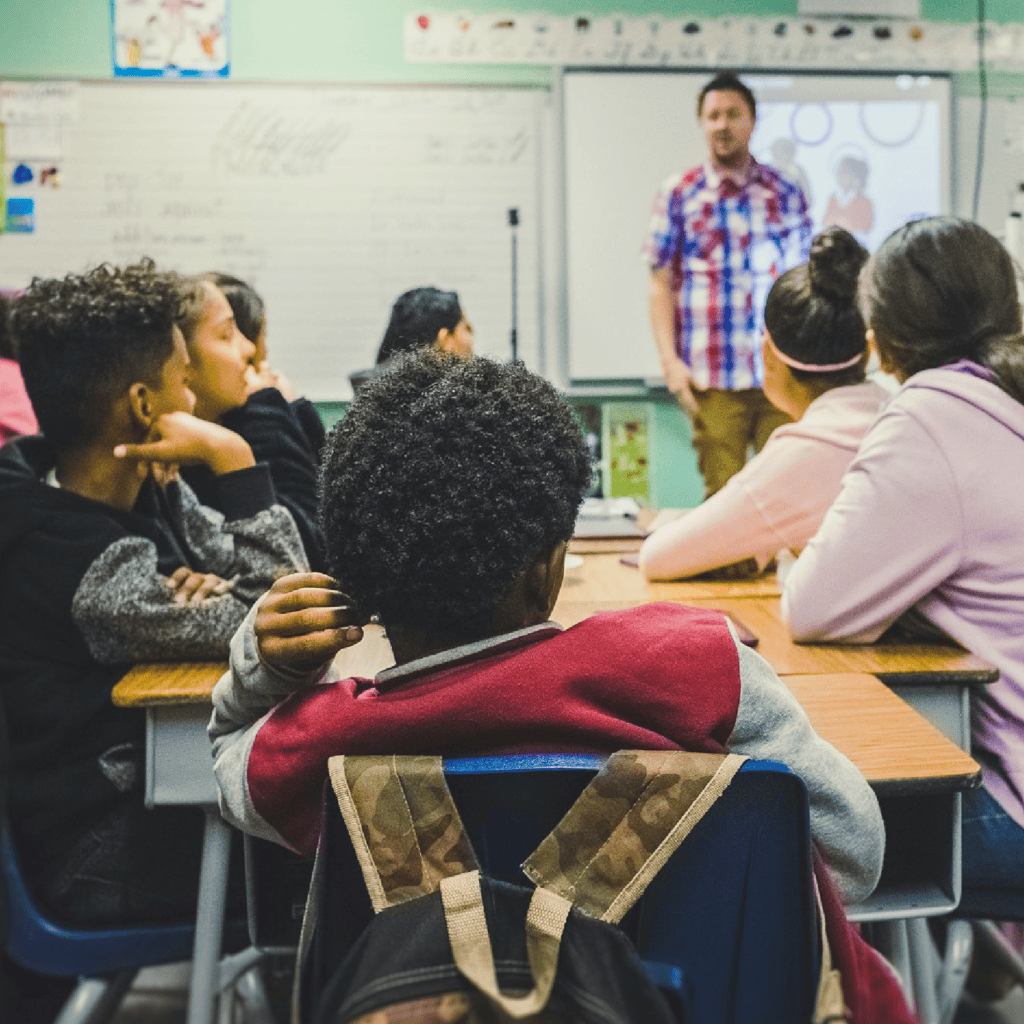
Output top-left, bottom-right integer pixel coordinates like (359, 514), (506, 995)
(328, 754), (571, 1019)
(523, 749), (748, 924)
(327, 754), (478, 912)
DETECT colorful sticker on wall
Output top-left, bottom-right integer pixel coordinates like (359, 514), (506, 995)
(111, 0), (230, 78)
(5, 198), (35, 234)
(402, 11), (1024, 71)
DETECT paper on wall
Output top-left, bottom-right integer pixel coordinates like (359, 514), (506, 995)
(0, 82), (79, 124)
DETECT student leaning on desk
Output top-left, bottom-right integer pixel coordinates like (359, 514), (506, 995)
(638, 226), (888, 582)
(0, 262), (307, 1021)
(783, 217), (1024, 931)
(175, 272), (328, 572)
(209, 350), (915, 1024)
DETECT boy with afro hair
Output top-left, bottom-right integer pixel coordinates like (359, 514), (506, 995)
(0, 260), (306, 940)
(210, 351), (882, 912)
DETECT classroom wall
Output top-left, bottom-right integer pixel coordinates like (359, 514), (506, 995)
(3, 0), (1022, 507)
(4, 0), (1024, 83)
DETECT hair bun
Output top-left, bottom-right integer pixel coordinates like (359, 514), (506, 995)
(808, 226), (869, 303)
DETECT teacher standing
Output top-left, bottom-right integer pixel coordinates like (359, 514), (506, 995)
(646, 72), (812, 497)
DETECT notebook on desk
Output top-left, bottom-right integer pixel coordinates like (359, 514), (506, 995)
(572, 497), (647, 539)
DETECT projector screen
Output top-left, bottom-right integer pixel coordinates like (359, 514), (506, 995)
(563, 69), (952, 382)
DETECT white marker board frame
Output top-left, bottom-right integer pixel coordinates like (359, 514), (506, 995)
(0, 81), (543, 400)
(561, 68), (952, 384)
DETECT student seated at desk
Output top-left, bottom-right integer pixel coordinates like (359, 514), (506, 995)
(639, 227), (887, 581)
(176, 274), (327, 570)
(205, 271), (327, 460)
(210, 352), (914, 1023)
(783, 217), (1024, 924)
(0, 291), (38, 444)
(0, 261), (306, 1015)
(348, 285), (474, 394)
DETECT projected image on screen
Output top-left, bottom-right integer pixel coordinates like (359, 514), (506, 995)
(754, 94), (943, 252)
(561, 70), (951, 381)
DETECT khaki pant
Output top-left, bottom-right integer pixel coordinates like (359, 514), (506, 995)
(688, 387), (791, 498)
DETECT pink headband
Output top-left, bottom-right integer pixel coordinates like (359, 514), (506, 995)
(765, 332), (865, 373)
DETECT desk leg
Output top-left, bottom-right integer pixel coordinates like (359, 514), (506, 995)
(870, 919), (913, 1000)
(186, 807), (232, 1024)
(908, 917), (940, 1024)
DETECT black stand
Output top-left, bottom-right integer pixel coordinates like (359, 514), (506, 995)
(508, 208), (519, 362)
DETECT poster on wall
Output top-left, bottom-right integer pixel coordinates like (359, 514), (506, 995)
(0, 82), (78, 235)
(111, 0), (230, 78)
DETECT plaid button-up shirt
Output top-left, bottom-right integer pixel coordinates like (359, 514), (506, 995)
(645, 158), (811, 390)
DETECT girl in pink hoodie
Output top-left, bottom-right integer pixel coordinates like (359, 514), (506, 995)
(639, 227), (887, 581)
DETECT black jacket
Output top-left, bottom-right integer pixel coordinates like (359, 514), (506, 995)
(182, 388), (327, 571)
(0, 435), (305, 898)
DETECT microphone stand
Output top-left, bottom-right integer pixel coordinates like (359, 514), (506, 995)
(508, 208), (519, 362)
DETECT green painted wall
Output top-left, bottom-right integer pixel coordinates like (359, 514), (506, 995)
(2, 0), (1020, 508)
(2, 0), (1022, 83)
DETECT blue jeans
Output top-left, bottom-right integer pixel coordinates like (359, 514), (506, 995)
(961, 785), (1024, 892)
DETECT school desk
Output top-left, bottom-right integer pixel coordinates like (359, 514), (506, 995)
(111, 551), (991, 1021)
(109, 629), (394, 1024)
(113, 654), (981, 1022)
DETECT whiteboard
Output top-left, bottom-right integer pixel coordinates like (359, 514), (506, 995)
(0, 82), (542, 400)
(563, 69), (952, 382)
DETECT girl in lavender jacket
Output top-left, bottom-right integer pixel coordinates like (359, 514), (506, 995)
(783, 216), (1024, 905)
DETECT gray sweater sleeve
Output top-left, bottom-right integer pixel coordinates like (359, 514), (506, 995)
(727, 623), (885, 904)
(163, 470), (310, 605)
(209, 602), (333, 845)
(71, 474), (308, 663)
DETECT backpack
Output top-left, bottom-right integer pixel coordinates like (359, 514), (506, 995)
(295, 750), (849, 1024)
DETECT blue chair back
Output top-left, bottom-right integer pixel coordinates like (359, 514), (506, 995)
(956, 890), (1024, 921)
(307, 754), (819, 1024)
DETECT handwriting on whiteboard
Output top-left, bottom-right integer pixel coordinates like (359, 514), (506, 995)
(212, 102), (352, 176)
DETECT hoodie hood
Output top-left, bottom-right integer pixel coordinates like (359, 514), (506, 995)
(0, 434), (66, 563)
(898, 364), (1024, 446)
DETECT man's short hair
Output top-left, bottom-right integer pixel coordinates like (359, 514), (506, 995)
(697, 72), (756, 120)
(12, 260), (179, 454)
(319, 351), (593, 641)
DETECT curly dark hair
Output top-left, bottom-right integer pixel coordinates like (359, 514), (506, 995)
(11, 260), (180, 453)
(376, 287), (462, 364)
(319, 352), (592, 641)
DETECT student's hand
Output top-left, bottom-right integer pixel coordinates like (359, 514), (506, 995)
(166, 567), (235, 605)
(697, 557), (762, 581)
(256, 572), (367, 675)
(114, 412), (256, 476)
(246, 361), (297, 402)
(663, 357), (701, 415)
